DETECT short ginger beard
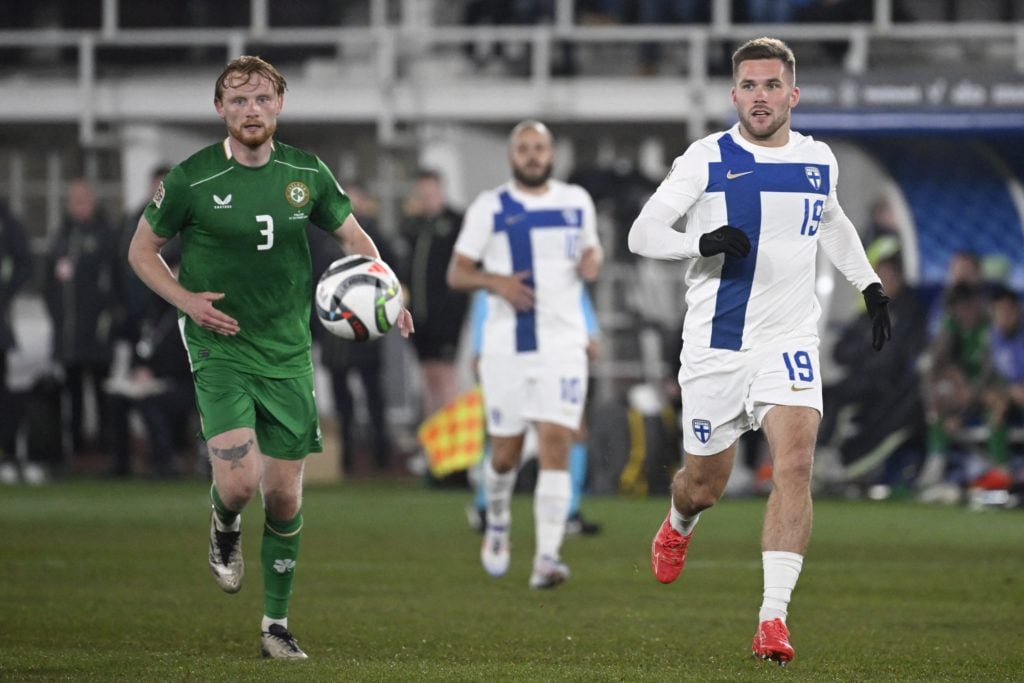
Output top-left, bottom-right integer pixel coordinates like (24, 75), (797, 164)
(513, 161), (553, 188)
(229, 118), (276, 148)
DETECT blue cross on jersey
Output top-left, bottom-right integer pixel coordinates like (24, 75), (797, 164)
(705, 134), (830, 350)
(493, 190), (583, 352)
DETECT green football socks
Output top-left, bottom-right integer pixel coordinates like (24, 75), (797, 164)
(261, 511), (303, 619)
(210, 484), (240, 530)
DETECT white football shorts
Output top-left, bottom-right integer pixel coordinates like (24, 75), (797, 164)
(479, 350), (588, 436)
(680, 334), (822, 455)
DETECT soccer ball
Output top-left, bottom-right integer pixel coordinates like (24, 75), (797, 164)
(314, 255), (402, 341)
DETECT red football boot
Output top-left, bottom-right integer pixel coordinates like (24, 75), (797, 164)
(650, 512), (693, 584)
(752, 618), (795, 665)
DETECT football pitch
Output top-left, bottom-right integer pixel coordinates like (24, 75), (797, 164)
(3, 480), (1022, 682)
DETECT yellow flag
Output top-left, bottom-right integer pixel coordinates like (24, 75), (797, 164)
(418, 387), (485, 478)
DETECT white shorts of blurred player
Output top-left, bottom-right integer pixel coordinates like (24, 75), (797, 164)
(680, 334), (822, 456)
(479, 350), (588, 437)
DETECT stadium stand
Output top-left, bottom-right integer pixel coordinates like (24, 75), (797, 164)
(0, 0), (1021, 493)
(868, 139), (1024, 289)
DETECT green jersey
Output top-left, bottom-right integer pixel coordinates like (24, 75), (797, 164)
(144, 138), (352, 377)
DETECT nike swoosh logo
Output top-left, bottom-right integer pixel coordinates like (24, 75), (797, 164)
(791, 384), (814, 392)
(726, 170), (754, 179)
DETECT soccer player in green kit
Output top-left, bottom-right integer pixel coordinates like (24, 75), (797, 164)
(128, 55), (414, 660)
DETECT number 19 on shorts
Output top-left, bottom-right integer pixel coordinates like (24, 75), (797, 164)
(782, 350), (814, 382)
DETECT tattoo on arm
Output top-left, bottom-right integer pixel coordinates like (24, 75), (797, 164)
(211, 439), (254, 470)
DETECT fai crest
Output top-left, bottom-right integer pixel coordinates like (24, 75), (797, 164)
(804, 166), (822, 191)
(285, 181), (310, 208)
(691, 419), (712, 444)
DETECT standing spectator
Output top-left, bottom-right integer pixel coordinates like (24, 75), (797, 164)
(627, 38), (889, 664)
(46, 178), (117, 460)
(447, 120), (603, 589)
(0, 202), (33, 476)
(399, 169), (470, 420)
(310, 181), (399, 473)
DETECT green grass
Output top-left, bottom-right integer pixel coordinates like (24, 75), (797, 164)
(2, 480), (1022, 681)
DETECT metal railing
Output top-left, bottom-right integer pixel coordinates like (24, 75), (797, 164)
(0, 0), (1022, 147)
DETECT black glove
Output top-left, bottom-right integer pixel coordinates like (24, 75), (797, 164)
(862, 282), (892, 351)
(699, 225), (751, 258)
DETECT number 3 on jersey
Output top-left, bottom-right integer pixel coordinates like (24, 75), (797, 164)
(256, 214), (274, 251)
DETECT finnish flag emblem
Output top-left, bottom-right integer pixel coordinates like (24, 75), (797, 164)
(804, 166), (822, 191)
(692, 419), (712, 444)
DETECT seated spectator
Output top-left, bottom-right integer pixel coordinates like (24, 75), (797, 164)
(986, 286), (1024, 465)
(820, 255), (928, 490)
(106, 286), (197, 478)
(926, 251), (985, 339)
(918, 282), (998, 493)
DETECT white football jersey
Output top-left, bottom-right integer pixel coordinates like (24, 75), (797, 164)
(630, 123), (879, 350)
(455, 179), (599, 356)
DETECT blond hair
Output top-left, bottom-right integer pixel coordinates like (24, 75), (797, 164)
(214, 55), (288, 101)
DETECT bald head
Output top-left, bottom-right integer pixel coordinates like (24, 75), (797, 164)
(508, 120), (554, 190)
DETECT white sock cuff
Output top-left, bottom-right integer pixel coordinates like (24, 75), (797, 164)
(535, 469), (571, 496)
(670, 506), (700, 536)
(262, 616), (287, 631)
(762, 551), (804, 570)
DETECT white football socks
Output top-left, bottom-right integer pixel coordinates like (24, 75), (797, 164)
(262, 616), (287, 632)
(484, 460), (516, 529)
(759, 551), (804, 623)
(670, 505), (700, 536)
(534, 469), (571, 562)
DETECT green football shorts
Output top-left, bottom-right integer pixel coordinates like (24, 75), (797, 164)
(193, 364), (323, 460)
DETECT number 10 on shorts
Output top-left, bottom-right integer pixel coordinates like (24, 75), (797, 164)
(560, 377), (582, 404)
(782, 351), (814, 382)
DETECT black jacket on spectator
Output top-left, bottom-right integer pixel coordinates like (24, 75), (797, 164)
(0, 202), (32, 351)
(399, 206), (469, 362)
(45, 210), (117, 365)
(825, 284), (930, 468)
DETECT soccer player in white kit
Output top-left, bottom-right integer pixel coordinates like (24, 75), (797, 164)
(628, 38), (892, 664)
(447, 120), (602, 588)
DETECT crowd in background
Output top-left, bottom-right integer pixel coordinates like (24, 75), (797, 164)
(0, 154), (1022, 509)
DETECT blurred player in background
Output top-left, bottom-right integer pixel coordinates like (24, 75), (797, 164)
(448, 120), (602, 589)
(628, 37), (890, 664)
(128, 55), (412, 660)
(464, 288), (603, 536)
